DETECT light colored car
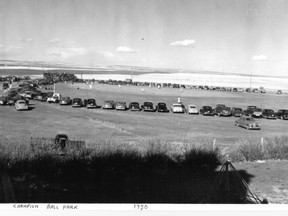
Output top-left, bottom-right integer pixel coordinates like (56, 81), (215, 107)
(19, 92), (32, 99)
(252, 108), (262, 118)
(115, 101), (127, 110)
(103, 100), (115, 109)
(47, 93), (61, 103)
(15, 100), (29, 111)
(235, 116), (261, 130)
(171, 103), (186, 113)
(187, 105), (199, 114)
(237, 88), (244, 92)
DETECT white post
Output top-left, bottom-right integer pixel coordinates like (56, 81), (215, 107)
(53, 82), (56, 93)
(213, 138), (216, 151)
(261, 137), (264, 153)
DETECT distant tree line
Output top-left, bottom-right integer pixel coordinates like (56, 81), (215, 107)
(43, 72), (80, 83)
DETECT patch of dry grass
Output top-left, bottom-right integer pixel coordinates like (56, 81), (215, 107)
(228, 136), (288, 162)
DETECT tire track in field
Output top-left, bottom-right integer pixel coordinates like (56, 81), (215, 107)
(37, 101), (132, 134)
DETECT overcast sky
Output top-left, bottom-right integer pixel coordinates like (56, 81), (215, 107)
(1, 0), (288, 76)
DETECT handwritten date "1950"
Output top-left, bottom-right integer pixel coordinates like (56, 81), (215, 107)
(134, 204), (148, 210)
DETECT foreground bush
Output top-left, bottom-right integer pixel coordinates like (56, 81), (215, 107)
(0, 137), (228, 203)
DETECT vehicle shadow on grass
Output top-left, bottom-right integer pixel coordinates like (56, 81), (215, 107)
(3, 148), (258, 203)
(27, 106), (36, 111)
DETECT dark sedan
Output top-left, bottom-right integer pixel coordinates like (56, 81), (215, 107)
(262, 109), (277, 119)
(85, 99), (97, 109)
(245, 106), (257, 116)
(141, 102), (155, 112)
(231, 107), (243, 117)
(72, 98), (84, 108)
(60, 97), (72, 105)
(200, 106), (214, 116)
(156, 102), (169, 112)
(276, 109), (288, 120)
(129, 102), (141, 111)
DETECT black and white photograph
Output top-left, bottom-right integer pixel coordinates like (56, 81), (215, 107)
(1, 0), (288, 212)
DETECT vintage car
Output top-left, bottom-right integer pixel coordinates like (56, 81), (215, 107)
(262, 109), (277, 119)
(214, 106), (231, 116)
(85, 99), (97, 109)
(10, 94), (29, 104)
(231, 107), (244, 117)
(15, 99), (29, 111)
(276, 109), (288, 120)
(0, 96), (8, 105)
(171, 103), (186, 113)
(19, 92), (33, 100)
(6, 97), (15, 106)
(129, 102), (141, 111)
(156, 102), (169, 112)
(237, 88), (244, 92)
(2, 82), (9, 90)
(213, 104), (226, 114)
(215, 104), (226, 108)
(213, 104), (231, 116)
(103, 100), (115, 109)
(200, 106), (214, 116)
(47, 93), (61, 103)
(72, 98), (84, 108)
(235, 116), (261, 130)
(244, 106), (257, 116)
(187, 104), (199, 114)
(115, 101), (127, 110)
(35, 92), (49, 102)
(60, 97), (72, 105)
(221, 106), (232, 116)
(142, 102), (155, 112)
(252, 108), (262, 118)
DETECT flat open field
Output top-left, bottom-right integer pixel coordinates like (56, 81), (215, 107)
(1, 81), (288, 147)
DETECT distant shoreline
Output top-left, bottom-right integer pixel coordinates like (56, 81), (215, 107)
(1, 68), (288, 91)
(1, 66), (288, 79)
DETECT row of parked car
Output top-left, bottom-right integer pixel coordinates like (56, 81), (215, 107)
(32, 92), (288, 120)
(198, 104), (288, 119)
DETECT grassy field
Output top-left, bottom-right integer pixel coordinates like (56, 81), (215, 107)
(1, 81), (288, 146)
